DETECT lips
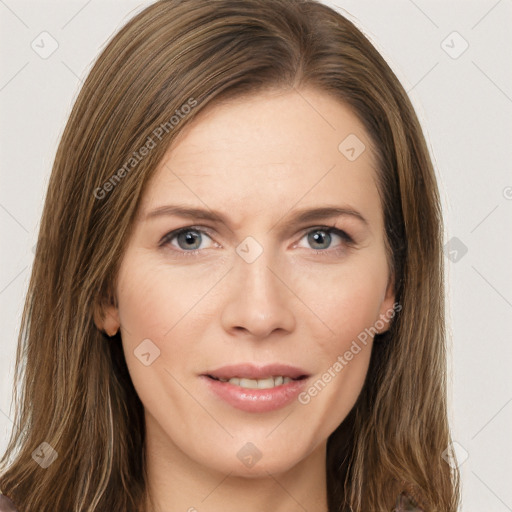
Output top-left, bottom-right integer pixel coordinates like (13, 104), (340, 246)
(204, 362), (310, 381)
(200, 363), (310, 413)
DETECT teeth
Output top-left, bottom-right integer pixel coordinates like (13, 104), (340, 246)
(216, 376), (294, 389)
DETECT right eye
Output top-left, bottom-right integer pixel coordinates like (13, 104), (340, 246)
(160, 227), (218, 256)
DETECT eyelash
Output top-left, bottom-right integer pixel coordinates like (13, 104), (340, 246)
(159, 225), (355, 258)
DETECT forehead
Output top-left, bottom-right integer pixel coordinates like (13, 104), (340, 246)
(139, 87), (381, 229)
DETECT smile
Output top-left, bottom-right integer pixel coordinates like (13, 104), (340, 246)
(201, 363), (311, 413)
(208, 375), (303, 389)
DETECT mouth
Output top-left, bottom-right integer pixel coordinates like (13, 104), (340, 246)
(206, 374), (308, 389)
(200, 363), (310, 412)
(203, 362), (310, 384)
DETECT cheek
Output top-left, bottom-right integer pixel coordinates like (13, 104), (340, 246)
(114, 266), (198, 426)
(291, 253), (388, 432)
(114, 256), (220, 396)
(293, 252), (389, 350)
(115, 255), (212, 340)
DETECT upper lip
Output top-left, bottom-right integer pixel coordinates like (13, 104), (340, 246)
(203, 363), (310, 380)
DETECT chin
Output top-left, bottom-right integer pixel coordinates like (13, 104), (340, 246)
(197, 441), (314, 479)
(227, 458), (300, 479)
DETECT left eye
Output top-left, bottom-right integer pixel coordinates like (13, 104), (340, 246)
(296, 227), (353, 251)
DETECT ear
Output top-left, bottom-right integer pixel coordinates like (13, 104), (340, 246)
(376, 271), (398, 335)
(93, 290), (120, 337)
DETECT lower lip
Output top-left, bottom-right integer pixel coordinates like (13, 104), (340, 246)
(201, 376), (308, 413)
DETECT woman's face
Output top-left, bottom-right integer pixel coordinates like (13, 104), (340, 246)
(101, 87), (395, 476)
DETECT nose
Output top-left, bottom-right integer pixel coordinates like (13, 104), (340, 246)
(220, 246), (296, 339)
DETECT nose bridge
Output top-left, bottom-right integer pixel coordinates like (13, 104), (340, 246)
(237, 237), (280, 299)
(220, 234), (296, 337)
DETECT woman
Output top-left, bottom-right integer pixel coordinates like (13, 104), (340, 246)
(0, 0), (461, 510)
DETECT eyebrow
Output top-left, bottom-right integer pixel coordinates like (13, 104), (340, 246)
(142, 204), (368, 231)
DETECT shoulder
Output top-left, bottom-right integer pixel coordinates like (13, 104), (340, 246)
(393, 491), (425, 511)
(0, 492), (18, 512)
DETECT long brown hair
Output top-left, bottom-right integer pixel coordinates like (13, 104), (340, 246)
(0, 0), (460, 510)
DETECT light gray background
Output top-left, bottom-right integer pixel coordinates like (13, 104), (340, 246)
(1, 1), (511, 510)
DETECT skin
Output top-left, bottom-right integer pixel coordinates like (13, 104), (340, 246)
(96, 86), (395, 512)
